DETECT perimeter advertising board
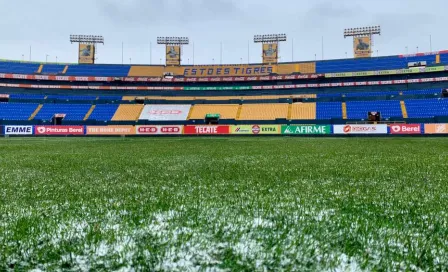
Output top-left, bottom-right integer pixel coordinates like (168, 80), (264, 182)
(389, 124), (422, 135)
(231, 125), (280, 135)
(4, 125), (33, 135)
(136, 125), (183, 135)
(34, 126), (85, 135)
(86, 126), (136, 135)
(183, 126), (229, 135)
(334, 125), (387, 134)
(281, 125), (331, 135)
(424, 124), (448, 134)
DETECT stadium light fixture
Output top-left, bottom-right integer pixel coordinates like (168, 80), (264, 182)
(253, 34), (287, 43)
(344, 26), (381, 38)
(70, 35), (104, 44)
(157, 37), (190, 45)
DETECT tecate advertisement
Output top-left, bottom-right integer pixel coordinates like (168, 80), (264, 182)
(136, 126), (183, 135)
(34, 126), (85, 135)
(334, 125), (387, 134)
(281, 125), (331, 135)
(231, 125), (280, 135)
(4, 125), (33, 135)
(389, 124), (422, 134)
(183, 126), (229, 135)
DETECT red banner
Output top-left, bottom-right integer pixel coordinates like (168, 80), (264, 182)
(389, 124), (422, 134)
(183, 126), (229, 135)
(34, 126), (84, 135)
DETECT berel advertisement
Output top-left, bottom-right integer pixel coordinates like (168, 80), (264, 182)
(389, 124), (422, 135)
(34, 126), (85, 135)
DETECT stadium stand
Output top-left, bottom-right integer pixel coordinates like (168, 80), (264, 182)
(290, 103), (316, 120)
(346, 101), (403, 119)
(88, 104), (120, 121)
(139, 105), (191, 121)
(238, 104), (289, 120)
(0, 102), (38, 120)
(34, 104), (92, 121)
(316, 102), (343, 119)
(65, 64), (131, 76)
(405, 98), (448, 118)
(112, 104), (144, 121)
(189, 104), (239, 119)
(0, 62), (40, 74)
(41, 64), (66, 74)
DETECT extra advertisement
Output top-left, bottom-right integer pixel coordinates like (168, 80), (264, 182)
(183, 126), (229, 135)
(86, 126), (136, 135)
(231, 125), (280, 135)
(136, 126), (183, 135)
(389, 124), (422, 135)
(34, 126), (85, 135)
(424, 124), (448, 134)
(334, 125), (387, 134)
(281, 125), (331, 135)
(4, 125), (33, 135)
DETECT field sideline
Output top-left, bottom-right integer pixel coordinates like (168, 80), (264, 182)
(0, 137), (447, 271)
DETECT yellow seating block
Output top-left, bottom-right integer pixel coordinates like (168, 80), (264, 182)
(189, 104), (239, 119)
(239, 103), (289, 120)
(112, 104), (143, 121)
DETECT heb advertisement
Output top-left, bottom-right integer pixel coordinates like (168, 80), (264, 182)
(231, 125), (280, 135)
(424, 124), (448, 134)
(183, 126), (229, 135)
(86, 126), (136, 135)
(4, 125), (33, 135)
(34, 126), (85, 135)
(281, 125), (331, 135)
(136, 126), (183, 135)
(334, 125), (387, 134)
(390, 124), (422, 135)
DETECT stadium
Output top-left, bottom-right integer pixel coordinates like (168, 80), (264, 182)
(1, 1), (448, 271)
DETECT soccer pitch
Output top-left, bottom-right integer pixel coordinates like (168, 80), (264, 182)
(0, 137), (447, 271)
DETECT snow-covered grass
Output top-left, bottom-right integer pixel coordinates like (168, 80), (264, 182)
(0, 137), (447, 271)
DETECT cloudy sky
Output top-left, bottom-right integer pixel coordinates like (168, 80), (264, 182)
(0, 0), (444, 65)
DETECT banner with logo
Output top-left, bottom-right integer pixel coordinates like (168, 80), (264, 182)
(86, 126), (136, 135)
(262, 43), (278, 64)
(334, 125), (387, 134)
(166, 45), (181, 66)
(139, 105), (191, 121)
(78, 44), (95, 64)
(4, 125), (33, 135)
(281, 125), (331, 135)
(231, 125), (280, 135)
(183, 126), (229, 135)
(35, 126), (85, 135)
(353, 36), (371, 58)
(424, 124), (448, 134)
(389, 124), (422, 135)
(136, 125), (183, 135)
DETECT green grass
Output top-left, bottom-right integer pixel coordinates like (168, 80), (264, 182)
(0, 137), (447, 271)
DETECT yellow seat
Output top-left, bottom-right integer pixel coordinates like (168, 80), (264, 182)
(112, 104), (144, 121)
(239, 103), (288, 120)
(290, 103), (316, 120)
(189, 104), (239, 119)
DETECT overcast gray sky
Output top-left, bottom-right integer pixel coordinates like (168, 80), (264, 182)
(0, 0), (444, 65)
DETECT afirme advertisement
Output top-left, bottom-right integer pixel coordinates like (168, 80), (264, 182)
(333, 125), (388, 134)
(231, 125), (280, 135)
(282, 125), (331, 135)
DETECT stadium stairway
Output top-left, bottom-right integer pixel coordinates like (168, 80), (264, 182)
(83, 105), (96, 121)
(342, 102), (347, 120)
(37, 64), (43, 74)
(400, 101), (408, 118)
(29, 104), (43, 120)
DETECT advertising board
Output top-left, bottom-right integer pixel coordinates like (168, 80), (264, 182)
(34, 126), (85, 135)
(4, 125), (33, 135)
(183, 126), (229, 135)
(136, 126), (183, 135)
(389, 124), (421, 134)
(281, 125), (331, 135)
(333, 125), (387, 134)
(231, 125), (280, 135)
(424, 124), (448, 134)
(86, 126), (136, 135)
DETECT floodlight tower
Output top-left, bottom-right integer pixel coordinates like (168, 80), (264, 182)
(157, 37), (189, 66)
(344, 26), (381, 58)
(70, 35), (104, 64)
(254, 34), (286, 64)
